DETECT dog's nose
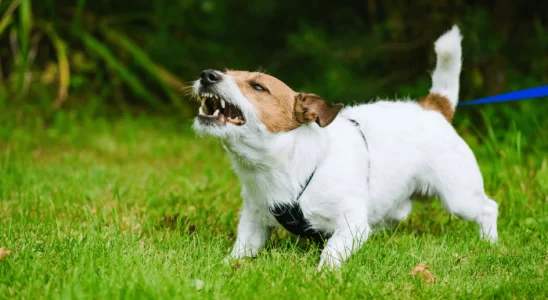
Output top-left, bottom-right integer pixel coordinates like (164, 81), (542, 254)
(200, 69), (221, 86)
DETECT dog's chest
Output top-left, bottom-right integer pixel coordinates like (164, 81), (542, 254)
(236, 164), (290, 199)
(238, 164), (339, 238)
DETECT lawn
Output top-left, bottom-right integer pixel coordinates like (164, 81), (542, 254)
(0, 105), (547, 299)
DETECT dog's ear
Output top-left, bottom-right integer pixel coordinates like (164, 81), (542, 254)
(294, 93), (343, 127)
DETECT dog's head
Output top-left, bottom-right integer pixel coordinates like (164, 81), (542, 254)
(192, 69), (343, 138)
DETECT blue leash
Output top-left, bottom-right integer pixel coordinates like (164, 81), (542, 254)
(458, 85), (548, 106)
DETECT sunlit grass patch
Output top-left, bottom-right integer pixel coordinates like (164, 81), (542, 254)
(0, 111), (547, 298)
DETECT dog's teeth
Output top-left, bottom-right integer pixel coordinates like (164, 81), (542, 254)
(221, 99), (226, 108)
(199, 107), (205, 115)
(213, 109), (220, 117)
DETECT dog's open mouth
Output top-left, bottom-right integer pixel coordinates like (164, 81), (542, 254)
(198, 92), (245, 126)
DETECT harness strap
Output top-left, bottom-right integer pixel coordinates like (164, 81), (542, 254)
(269, 169), (328, 243)
(347, 118), (371, 186)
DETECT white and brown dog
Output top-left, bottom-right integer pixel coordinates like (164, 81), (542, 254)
(192, 25), (498, 269)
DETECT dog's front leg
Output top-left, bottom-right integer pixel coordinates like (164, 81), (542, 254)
(318, 217), (370, 270)
(229, 201), (272, 259)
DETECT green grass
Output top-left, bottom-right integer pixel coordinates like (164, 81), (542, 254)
(0, 107), (547, 299)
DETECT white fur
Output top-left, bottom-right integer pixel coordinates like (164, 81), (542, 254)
(193, 25), (498, 269)
(430, 25), (462, 107)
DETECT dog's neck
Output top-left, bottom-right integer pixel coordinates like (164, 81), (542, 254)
(223, 124), (328, 171)
(221, 124), (329, 206)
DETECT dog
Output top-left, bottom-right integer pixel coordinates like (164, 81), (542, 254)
(191, 25), (498, 269)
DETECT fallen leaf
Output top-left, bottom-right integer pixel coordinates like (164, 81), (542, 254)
(410, 262), (435, 282)
(0, 248), (12, 260)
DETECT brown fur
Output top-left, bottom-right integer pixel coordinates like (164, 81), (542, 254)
(294, 94), (343, 127)
(227, 71), (342, 132)
(418, 93), (454, 122)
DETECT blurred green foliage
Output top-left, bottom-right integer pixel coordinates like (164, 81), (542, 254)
(0, 0), (546, 117)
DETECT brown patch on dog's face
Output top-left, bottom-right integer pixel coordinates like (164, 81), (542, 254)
(227, 71), (342, 132)
(418, 93), (454, 122)
(228, 71), (300, 132)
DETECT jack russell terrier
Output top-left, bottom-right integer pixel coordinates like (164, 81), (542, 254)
(191, 25), (498, 269)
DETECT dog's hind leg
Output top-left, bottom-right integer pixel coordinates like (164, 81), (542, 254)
(433, 169), (499, 243)
(390, 199), (413, 222)
(426, 135), (499, 242)
(476, 197), (499, 242)
(438, 189), (498, 242)
(373, 200), (412, 233)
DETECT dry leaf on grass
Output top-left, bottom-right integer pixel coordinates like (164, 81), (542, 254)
(0, 248), (12, 260)
(410, 262), (435, 282)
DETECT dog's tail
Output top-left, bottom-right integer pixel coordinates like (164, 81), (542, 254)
(419, 25), (462, 122)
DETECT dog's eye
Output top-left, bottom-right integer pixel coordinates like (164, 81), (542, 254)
(250, 83), (266, 92)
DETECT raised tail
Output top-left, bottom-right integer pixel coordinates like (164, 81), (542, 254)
(419, 25), (462, 122)
(430, 25), (462, 107)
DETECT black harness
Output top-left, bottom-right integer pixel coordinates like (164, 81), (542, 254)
(268, 118), (370, 242)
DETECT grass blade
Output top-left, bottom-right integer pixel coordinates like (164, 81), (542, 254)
(18, 0), (30, 56)
(74, 28), (165, 109)
(101, 28), (187, 108)
(40, 22), (70, 108)
(0, 0), (21, 37)
(73, 0), (87, 27)
(16, 0), (31, 95)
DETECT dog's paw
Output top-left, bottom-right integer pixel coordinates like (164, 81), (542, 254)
(223, 246), (255, 266)
(480, 228), (498, 244)
(229, 242), (261, 259)
(317, 254), (342, 271)
(481, 234), (498, 245)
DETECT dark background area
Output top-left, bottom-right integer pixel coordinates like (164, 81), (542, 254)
(0, 0), (546, 125)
